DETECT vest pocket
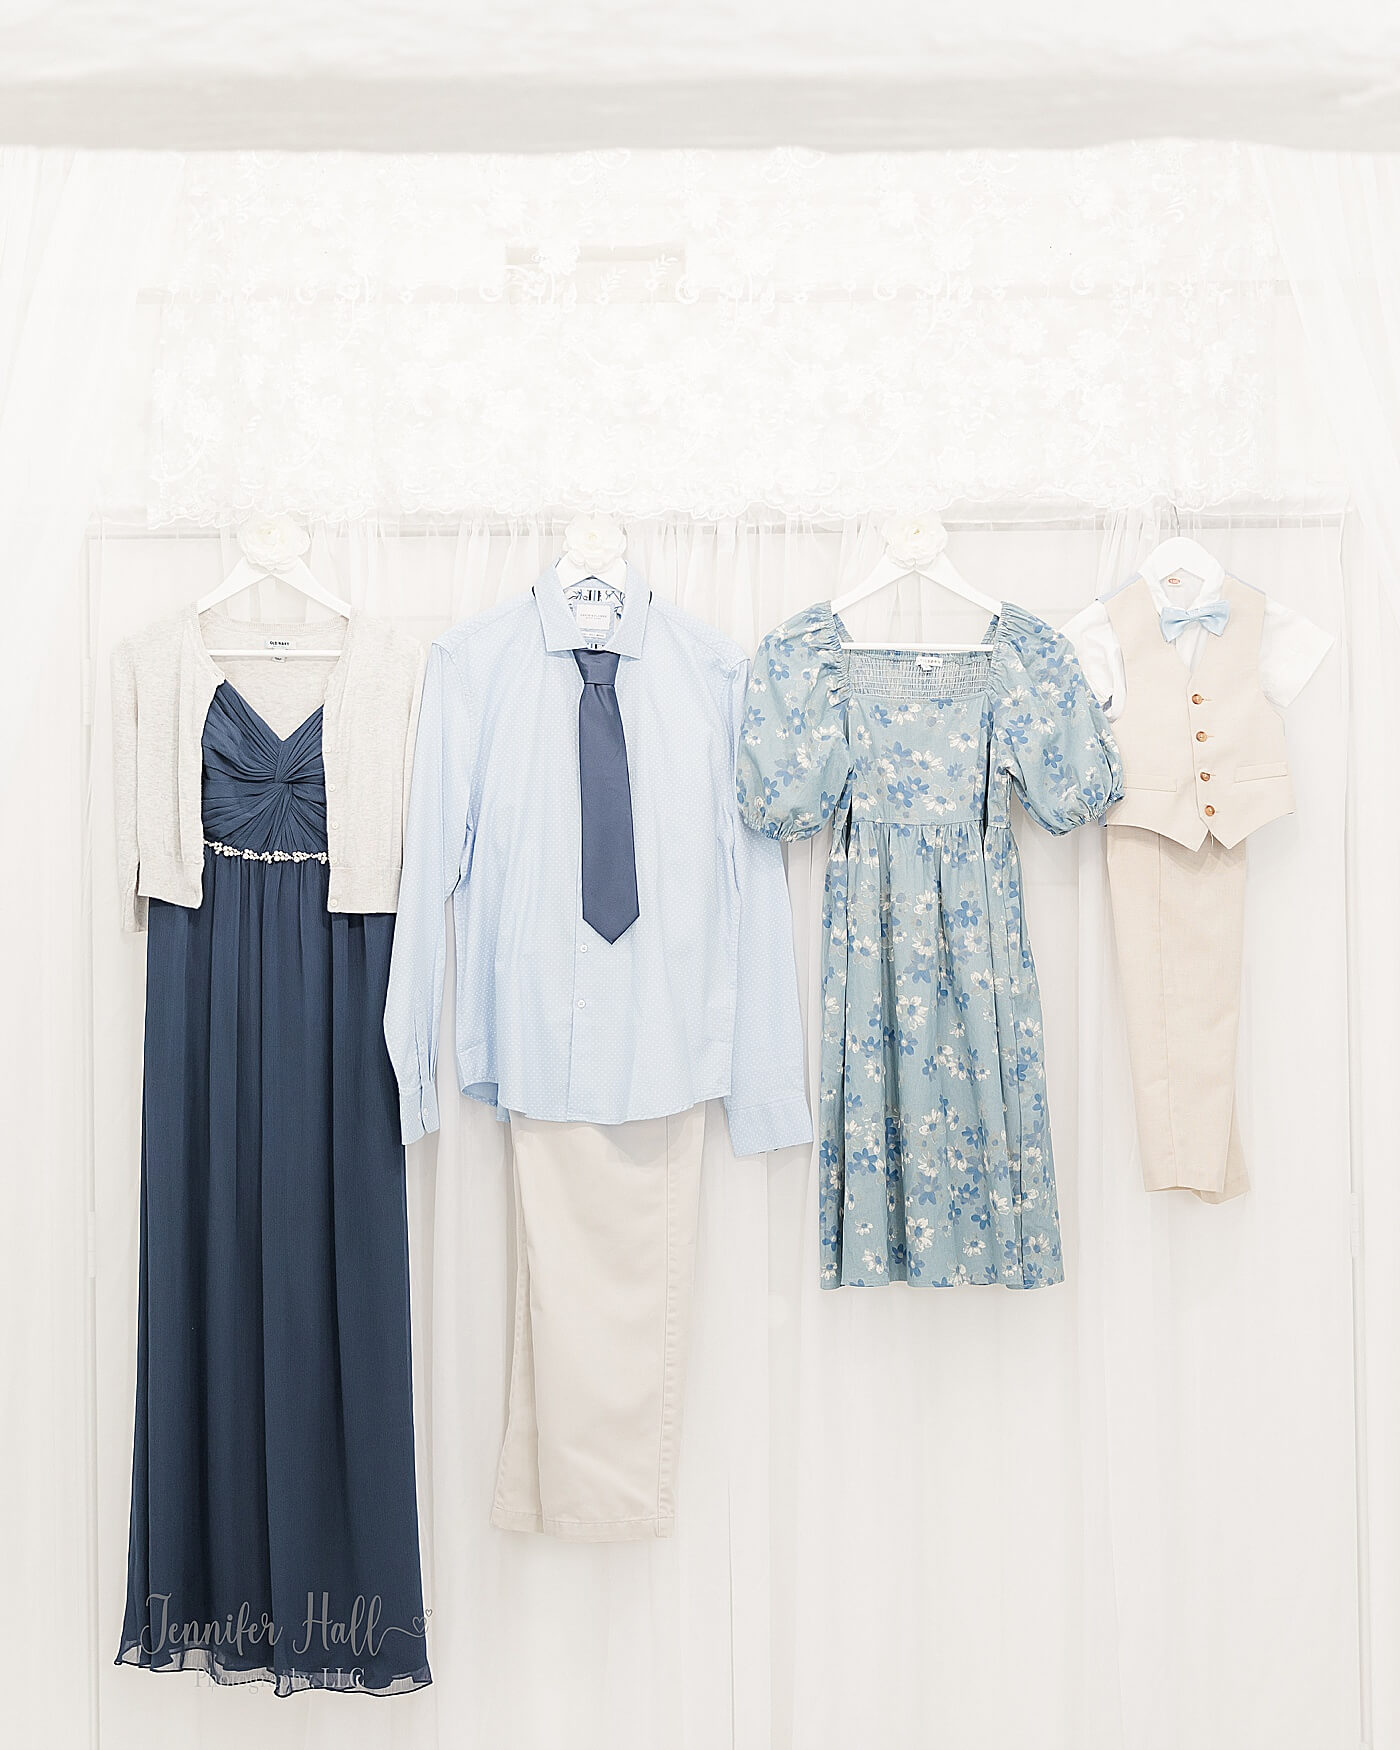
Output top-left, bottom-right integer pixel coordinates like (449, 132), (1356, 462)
(1126, 773), (1179, 791)
(1234, 761), (1288, 782)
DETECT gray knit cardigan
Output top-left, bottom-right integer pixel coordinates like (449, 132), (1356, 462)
(112, 606), (424, 930)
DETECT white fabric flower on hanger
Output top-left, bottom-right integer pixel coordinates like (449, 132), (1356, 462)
(563, 513), (627, 570)
(239, 513), (310, 570)
(881, 514), (948, 569)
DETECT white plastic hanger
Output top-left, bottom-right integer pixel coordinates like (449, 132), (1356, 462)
(833, 516), (1001, 652)
(1137, 534), (1224, 598)
(198, 517), (351, 658)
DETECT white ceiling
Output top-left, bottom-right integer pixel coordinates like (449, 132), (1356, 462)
(4, 0), (1400, 150)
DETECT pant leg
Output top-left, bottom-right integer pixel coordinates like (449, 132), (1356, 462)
(491, 1139), (544, 1525)
(491, 1104), (706, 1541)
(1105, 824), (1249, 1202)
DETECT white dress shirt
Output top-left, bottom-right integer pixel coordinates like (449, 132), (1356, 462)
(1064, 550), (1333, 718)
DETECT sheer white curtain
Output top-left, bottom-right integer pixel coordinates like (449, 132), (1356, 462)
(0, 149), (181, 1749)
(7, 134), (1375, 1750)
(1258, 153), (1400, 600)
(84, 514), (1357, 1750)
(1335, 521), (1400, 1750)
(1257, 150), (1400, 1750)
(0, 150), (181, 763)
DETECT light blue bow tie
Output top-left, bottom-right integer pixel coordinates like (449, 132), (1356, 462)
(1160, 599), (1230, 641)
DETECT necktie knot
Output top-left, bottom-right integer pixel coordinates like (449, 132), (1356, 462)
(1160, 599), (1230, 642)
(575, 648), (621, 687)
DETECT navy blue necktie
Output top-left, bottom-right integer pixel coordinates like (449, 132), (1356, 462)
(573, 648), (640, 943)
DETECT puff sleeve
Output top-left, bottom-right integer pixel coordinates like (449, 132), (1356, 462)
(735, 608), (852, 841)
(995, 606), (1123, 835)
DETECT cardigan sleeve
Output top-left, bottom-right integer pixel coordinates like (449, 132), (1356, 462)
(383, 638), (474, 1144)
(110, 639), (147, 932)
(401, 641), (427, 844)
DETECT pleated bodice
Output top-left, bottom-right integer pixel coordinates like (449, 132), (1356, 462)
(201, 682), (327, 856)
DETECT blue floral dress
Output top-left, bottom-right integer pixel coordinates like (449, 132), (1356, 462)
(737, 602), (1122, 1290)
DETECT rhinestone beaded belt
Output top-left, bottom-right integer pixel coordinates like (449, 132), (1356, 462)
(205, 839), (329, 865)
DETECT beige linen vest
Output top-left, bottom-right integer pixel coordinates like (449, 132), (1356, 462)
(1104, 576), (1293, 850)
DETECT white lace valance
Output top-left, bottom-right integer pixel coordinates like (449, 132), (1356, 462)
(145, 144), (1343, 523)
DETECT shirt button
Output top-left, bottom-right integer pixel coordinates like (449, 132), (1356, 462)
(1195, 730), (1208, 742)
(1204, 804), (1216, 816)
(1191, 693), (1204, 705)
(578, 942), (588, 954)
(577, 998), (586, 1009)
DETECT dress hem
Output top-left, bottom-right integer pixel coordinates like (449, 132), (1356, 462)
(823, 1268), (1066, 1291)
(114, 1641), (432, 1698)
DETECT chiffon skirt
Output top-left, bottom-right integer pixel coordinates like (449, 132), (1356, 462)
(117, 844), (431, 1695)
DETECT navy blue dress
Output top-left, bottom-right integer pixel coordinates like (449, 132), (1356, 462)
(117, 683), (431, 1696)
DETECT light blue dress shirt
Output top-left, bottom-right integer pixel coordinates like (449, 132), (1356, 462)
(384, 568), (813, 1156)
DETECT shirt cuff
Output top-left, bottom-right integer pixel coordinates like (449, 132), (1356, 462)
(400, 1079), (440, 1146)
(724, 1093), (814, 1158)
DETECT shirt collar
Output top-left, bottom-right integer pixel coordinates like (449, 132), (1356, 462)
(1138, 547), (1226, 613)
(533, 563), (651, 658)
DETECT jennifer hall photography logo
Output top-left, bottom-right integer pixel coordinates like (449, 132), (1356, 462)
(140, 1591), (430, 1682)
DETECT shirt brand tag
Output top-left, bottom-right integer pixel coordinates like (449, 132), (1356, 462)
(574, 602), (613, 634)
(917, 653), (943, 669)
(265, 635), (291, 663)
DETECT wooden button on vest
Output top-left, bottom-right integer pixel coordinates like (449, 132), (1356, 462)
(1204, 804), (1216, 816)
(1191, 692), (1204, 704)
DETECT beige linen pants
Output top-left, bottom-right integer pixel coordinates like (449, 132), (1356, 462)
(1105, 825), (1250, 1203)
(492, 1104), (706, 1541)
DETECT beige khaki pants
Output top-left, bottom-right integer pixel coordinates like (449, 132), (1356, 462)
(492, 1104), (706, 1541)
(1105, 824), (1250, 1203)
